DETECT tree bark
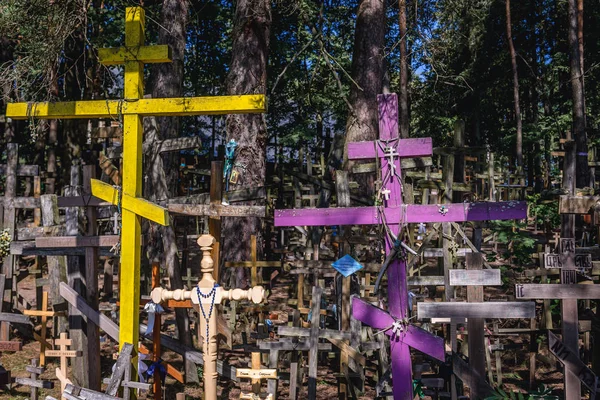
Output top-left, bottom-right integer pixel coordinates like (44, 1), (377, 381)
(568, 0), (588, 188)
(146, 0), (197, 383)
(344, 0), (386, 164)
(398, 0), (409, 139)
(505, 0), (523, 169)
(222, 0), (271, 284)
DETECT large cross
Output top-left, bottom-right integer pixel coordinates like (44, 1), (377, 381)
(6, 6), (266, 369)
(274, 94), (527, 400)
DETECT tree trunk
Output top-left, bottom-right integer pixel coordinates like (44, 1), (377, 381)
(398, 0), (409, 139)
(222, 0), (271, 285)
(343, 0), (386, 165)
(505, 0), (523, 169)
(568, 0), (588, 187)
(146, 0), (197, 383)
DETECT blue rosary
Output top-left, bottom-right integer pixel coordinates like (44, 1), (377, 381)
(197, 283), (218, 346)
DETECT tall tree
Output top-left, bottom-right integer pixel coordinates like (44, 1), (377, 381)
(344, 0), (386, 166)
(568, 0), (588, 187)
(505, 0), (523, 169)
(143, 0), (196, 382)
(223, 0), (271, 279)
(399, 0), (409, 138)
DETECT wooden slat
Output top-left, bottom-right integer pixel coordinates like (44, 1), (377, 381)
(0, 313), (32, 325)
(449, 269), (501, 286)
(0, 165), (39, 176)
(417, 302), (535, 319)
(277, 326), (351, 340)
(558, 195), (600, 214)
(35, 236), (119, 248)
(168, 204), (265, 217)
(548, 331), (597, 392)
(515, 284), (600, 299)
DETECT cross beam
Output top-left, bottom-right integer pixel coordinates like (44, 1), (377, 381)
(5, 6), (266, 375)
(274, 93), (527, 400)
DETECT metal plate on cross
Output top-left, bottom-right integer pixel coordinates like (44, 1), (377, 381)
(332, 255), (363, 277)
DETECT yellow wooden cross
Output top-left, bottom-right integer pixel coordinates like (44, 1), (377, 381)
(6, 6), (266, 373)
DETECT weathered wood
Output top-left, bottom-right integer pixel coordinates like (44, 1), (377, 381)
(258, 341), (332, 351)
(0, 164), (39, 176)
(0, 313), (33, 325)
(0, 340), (22, 351)
(105, 343), (133, 396)
(17, 226), (65, 240)
(168, 203), (265, 217)
(466, 253), (486, 400)
(558, 195), (600, 214)
(452, 353), (495, 398)
(544, 253), (592, 269)
(327, 338), (366, 366)
(15, 377), (54, 389)
(548, 331), (597, 393)
(1, 144), (18, 341)
(449, 269), (501, 286)
(417, 302), (535, 319)
(308, 286), (322, 399)
(516, 283), (600, 299)
(277, 326), (351, 341)
(237, 369), (278, 380)
(35, 236), (119, 248)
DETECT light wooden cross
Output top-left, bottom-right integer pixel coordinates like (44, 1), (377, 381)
(236, 368), (278, 400)
(45, 332), (82, 399)
(275, 94), (528, 400)
(6, 6), (266, 365)
(23, 292), (62, 366)
(151, 234), (265, 399)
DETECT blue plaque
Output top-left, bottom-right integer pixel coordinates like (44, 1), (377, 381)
(332, 254), (363, 277)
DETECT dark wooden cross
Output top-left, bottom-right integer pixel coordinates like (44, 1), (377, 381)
(274, 93), (527, 400)
(517, 236), (599, 399)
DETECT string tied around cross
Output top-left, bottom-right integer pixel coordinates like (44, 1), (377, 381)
(110, 184), (123, 255)
(143, 301), (165, 336)
(374, 315), (411, 338)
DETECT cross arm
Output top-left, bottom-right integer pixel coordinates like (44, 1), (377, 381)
(352, 297), (445, 361)
(98, 45), (172, 65)
(347, 137), (433, 160)
(91, 180), (169, 226)
(274, 201), (527, 227)
(6, 95), (266, 119)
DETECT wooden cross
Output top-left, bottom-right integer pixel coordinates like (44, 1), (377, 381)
(274, 93), (527, 400)
(225, 235), (281, 286)
(150, 234), (265, 399)
(517, 237), (599, 399)
(236, 368), (278, 400)
(45, 332), (82, 399)
(543, 238), (592, 272)
(275, 286), (364, 399)
(14, 359), (55, 400)
(23, 292), (62, 366)
(547, 330), (598, 398)
(6, 6), (265, 363)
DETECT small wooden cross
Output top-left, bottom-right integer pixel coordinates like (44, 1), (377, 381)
(225, 235), (281, 286)
(23, 292), (62, 366)
(236, 368), (278, 400)
(45, 332), (82, 399)
(15, 359), (55, 399)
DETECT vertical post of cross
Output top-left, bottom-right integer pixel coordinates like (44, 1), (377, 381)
(377, 94), (413, 398)
(119, 7), (145, 362)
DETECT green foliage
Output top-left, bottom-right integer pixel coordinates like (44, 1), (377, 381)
(527, 194), (560, 230)
(489, 221), (536, 267)
(485, 384), (558, 400)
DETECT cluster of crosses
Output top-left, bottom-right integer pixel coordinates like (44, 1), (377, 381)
(4, 5), (597, 400)
(275, 94), (529, 399)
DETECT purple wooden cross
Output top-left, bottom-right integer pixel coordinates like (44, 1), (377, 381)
(274, 94), (527, 399)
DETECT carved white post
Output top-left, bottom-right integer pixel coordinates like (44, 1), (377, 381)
(151, 234), (265, 398)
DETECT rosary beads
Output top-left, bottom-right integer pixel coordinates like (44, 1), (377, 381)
(197, 283), (218, 346)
